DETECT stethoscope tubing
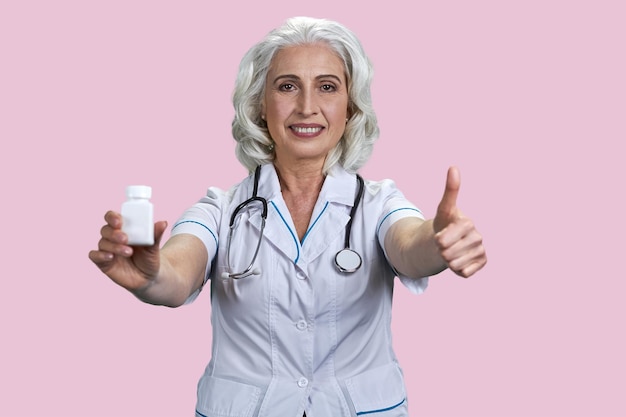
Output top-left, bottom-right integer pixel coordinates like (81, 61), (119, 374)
(223, 166), (364, 278)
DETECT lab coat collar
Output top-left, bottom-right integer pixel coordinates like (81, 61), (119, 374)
(247, 163), (357, 266)
(254, 163), (283, 202)
(255, 163), (358, 208)
(319, 164), (359, 208)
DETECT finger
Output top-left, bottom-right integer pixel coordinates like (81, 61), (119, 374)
(98, 235), (133, 257)
(438, 226), (483, 262)
(450, 255), (488, 278)
(104, 210), (123, 229)
(446, 242), (486, 271)
(100, 223), (128, 245)
(462, 259), (487, 278)
(88, 249), (114, 266)
(88, 249), (121, 276)
(435, 217), (474, 249)
(440, 232), (487, 278)
(438, 166), (461, 216)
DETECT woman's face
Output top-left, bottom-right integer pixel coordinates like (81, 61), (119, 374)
(262, 43), (349, 170)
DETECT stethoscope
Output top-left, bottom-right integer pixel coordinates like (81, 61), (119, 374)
(221, 165), (365, 279)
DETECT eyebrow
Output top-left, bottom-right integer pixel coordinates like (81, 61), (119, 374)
(272, 74), (344, 84)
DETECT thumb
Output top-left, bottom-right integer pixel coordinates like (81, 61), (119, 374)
(434, 166), (461, 232)
(153, 220), (168, 247)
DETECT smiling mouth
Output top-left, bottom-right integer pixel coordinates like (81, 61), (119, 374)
(290, 126), (324, 134)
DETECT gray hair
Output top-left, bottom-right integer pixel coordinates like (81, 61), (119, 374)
(231, 16), (379, 174)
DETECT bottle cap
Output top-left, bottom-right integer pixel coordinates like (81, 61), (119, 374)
(126, 185), (152, 199)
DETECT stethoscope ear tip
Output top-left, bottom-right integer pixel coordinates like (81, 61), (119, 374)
(221, 272), (231, 279)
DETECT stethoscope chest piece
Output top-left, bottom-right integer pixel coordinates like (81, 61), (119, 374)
(334, 248), (362, 273)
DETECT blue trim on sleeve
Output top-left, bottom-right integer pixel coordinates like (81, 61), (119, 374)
(301, 201), (329, 246)
(195, 410), (208, 417)
(376, 207), (423, 236)
(172, 220), (218, 249)
(270, 201), (300, 264)
(356, 398), (406, 415)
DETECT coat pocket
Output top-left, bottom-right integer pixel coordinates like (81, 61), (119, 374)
(344, 363), (408, 416)
(195, 375), (262, 417)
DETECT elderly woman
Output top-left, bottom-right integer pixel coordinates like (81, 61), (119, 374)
(89, 16), (486, 417)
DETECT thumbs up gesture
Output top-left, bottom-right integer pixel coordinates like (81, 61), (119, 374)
(433, 167), (487, 278)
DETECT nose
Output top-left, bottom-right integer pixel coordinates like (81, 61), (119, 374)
(296, 87), (318, 117)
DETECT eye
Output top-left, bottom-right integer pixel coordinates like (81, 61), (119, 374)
(321, 84), (337, 92)
(279, 83), (296, 91)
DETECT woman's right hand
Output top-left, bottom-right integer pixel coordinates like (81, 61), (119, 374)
(88, 210), (169, 293)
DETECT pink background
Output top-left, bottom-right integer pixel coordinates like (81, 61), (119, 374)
(1, 1), (625, 416)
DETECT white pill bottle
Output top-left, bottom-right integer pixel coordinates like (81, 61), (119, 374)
(121, 185), (154, 246)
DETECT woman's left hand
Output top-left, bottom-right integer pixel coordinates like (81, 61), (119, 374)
(433, 167), (487, 278)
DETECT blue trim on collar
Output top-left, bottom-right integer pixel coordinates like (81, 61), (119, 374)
(270, 201), (300, 264)
(300, 201), (329, 246)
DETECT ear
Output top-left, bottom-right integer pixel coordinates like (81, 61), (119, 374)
(347, 101), (355, 120)
(260, 98), (266, 121)
(345, 111), (351, 124)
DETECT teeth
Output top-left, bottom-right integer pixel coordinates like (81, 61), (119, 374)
(292, 126), (322, 134)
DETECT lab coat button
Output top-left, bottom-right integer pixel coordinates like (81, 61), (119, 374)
(296, 320), (307, 331)
(297, 377), (309, 388)
(296, 271), (306, 280)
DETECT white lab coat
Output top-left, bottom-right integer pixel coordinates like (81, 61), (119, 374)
(171, 163), (427, 417)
